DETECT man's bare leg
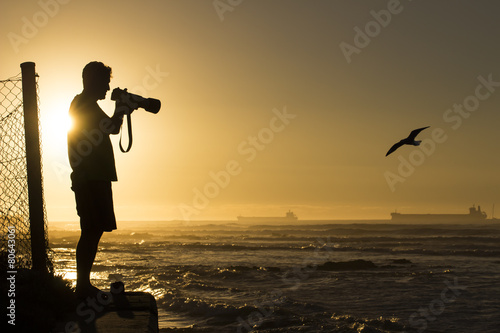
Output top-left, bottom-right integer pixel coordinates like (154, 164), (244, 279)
(76, 228), (104, 297)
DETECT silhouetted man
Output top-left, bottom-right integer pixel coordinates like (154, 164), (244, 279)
(68, 61), (129, 298)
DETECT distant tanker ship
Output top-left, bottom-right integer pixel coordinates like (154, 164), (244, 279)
(391, 205), (487, 223)
(237, 210), (298, 222)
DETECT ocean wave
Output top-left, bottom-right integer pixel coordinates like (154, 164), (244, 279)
(328, 244), (500, 257)
(148, 242), (308, 252)
(58, 237), (500, 270)
(92, 263), (152, 271)
(329, 313), (409, 333)
(158, 292), (260, 319)
(180, 281), (233, 292)
(157, 290), (411, 333)
(163, 241), (500, 257)
(317, 259), (378, 271)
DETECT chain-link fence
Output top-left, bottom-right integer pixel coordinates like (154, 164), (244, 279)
(0, 63), (51, 273)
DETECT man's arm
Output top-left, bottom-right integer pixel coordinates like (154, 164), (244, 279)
(107, 112), (124, 135)
(106, 103), (134, 135)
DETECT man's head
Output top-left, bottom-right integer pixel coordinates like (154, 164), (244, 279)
(82, 61), (112, 100)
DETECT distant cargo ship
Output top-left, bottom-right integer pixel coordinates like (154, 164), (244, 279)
(237, 210), (298, 222)
(391, 205), (487, 223)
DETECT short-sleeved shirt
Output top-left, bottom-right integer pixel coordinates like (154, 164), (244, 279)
(68, 93), (122, 232)
(68, 93), (120, 185)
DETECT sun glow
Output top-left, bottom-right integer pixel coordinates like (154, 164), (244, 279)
(40, 97), (73, 159)
(45, 112), (73, 133)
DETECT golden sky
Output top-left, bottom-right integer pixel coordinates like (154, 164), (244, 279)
(1, 0), (499, 221)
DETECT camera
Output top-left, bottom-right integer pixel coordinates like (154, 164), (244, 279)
(111, 87), (161, 114)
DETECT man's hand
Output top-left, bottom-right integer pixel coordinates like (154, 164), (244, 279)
(114, 101), (135, 118)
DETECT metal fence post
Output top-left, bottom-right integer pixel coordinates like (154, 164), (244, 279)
(21, 61), (47, 273)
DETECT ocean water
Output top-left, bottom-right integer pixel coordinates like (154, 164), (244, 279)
(49, 220), (500, 332)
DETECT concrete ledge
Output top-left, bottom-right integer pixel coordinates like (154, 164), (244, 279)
(52, 292), (159, 333)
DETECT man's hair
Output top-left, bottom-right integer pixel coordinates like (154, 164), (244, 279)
(82, 61), (112, 89)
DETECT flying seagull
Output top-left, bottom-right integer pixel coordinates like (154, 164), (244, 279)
(385, 126), (430, 156)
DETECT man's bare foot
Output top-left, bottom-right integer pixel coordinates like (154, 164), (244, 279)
(75, 284), (107, 300)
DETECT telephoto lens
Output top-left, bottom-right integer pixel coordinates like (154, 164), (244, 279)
(111, 88), (161, 114)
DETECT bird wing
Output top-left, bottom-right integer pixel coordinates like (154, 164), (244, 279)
(407, 126), (430, 141)
(386, 141), (404, 156)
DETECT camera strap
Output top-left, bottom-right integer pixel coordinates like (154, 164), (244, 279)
(119, 112), (133, 153)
